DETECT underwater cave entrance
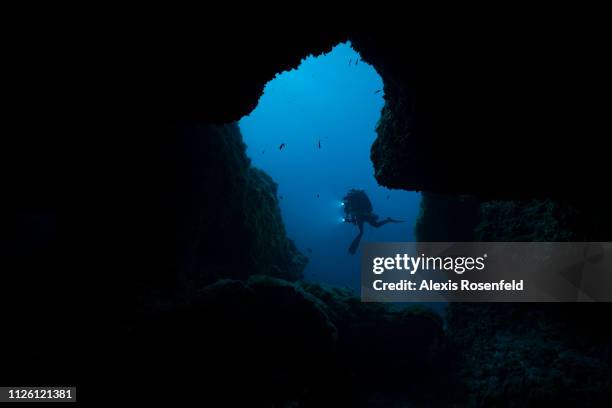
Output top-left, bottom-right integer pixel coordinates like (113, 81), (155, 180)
(239, 42), (421, 292)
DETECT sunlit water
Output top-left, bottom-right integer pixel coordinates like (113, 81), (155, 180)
(240, 42), (421, 293)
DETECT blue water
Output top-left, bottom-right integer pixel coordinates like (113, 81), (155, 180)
(240, 42), (421, 293)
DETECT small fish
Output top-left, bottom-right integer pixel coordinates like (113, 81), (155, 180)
(374, 89), (381, 94)
(316, 193), (319, 198)
(262, 150), (265, 154)
(306, 248), (313, 254)
(279, 195), (283, 200)
(386, 195), (390, 200)
(279, 143), (286, 150)
(318, 139), (321, 149)
(355, 59), (359, 65)
(349, 58), (352, 65)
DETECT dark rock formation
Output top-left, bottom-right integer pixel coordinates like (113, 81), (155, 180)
(475, 199), (578, 241)
(133, 122), (307, 304)
(416, 195), (612, 244)
(13, 16), (605, 198)
(125, 276), (453, 405)
(414, 192), (481, 242)
(448, 303), (612, 407)
(350, 20), (609, 198)
(4, 119), (308, 395)
(183, 123), (308, 287)
(298, 281), (457, 406)
(475, 198), (612, 242)
(94, 18), (601, 198)
(125, 276), (337, 404)
(413, 194), (612, 407)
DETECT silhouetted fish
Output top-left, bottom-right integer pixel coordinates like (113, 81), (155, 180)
(279, 143), (286, 150)
(386, 195), (390, 200)
(306, 248), (313, 254)
(279, 195), (283, 200)
(262, 150), (265, 154)
(318, 139), (321, 149)
(374, 89), (381, 94)
(316, 193), (319, 198)
(349, 58), (352, 65)
(355, 59), (359, 65)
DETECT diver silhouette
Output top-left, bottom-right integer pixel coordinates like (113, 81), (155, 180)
(342, 189), (405, 255)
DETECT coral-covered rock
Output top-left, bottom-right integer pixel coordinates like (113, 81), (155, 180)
(416, 194), (612, 407)
(121, 277), (455, 405)
(475, 199), (577, 241)
(297, 281), (457, 405)
(121, 123), (306, 307)
(174, 123), (307, 288)
(243, 168), (307, 281)
(475, 198), (612, 242)
(447, 303), (612, 407)
(124, 276), (337, 404)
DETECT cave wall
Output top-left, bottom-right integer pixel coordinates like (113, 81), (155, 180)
(349, 21), (608, 198)
(447, 302), (612, 406)
(414, 196), (612, 244)
(59, 16), (607, 198)
(175, 123), (308, 289)
(414, 194), (612, 406)
(475, 198), (612, 242)
(129, 122), (307, 305)
(125, 276), (453, 405)
(414, 192), (481, 242)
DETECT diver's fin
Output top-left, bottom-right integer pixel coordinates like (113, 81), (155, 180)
(348, 232), (363, 255)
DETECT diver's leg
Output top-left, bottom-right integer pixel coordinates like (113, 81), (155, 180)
(348, 221), (364, 255)
(369, 217), (405, 228)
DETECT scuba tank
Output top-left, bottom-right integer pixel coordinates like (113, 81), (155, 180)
(342, 189), (373, 223)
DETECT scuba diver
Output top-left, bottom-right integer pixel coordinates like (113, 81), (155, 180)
(342, 189), (405, 255)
